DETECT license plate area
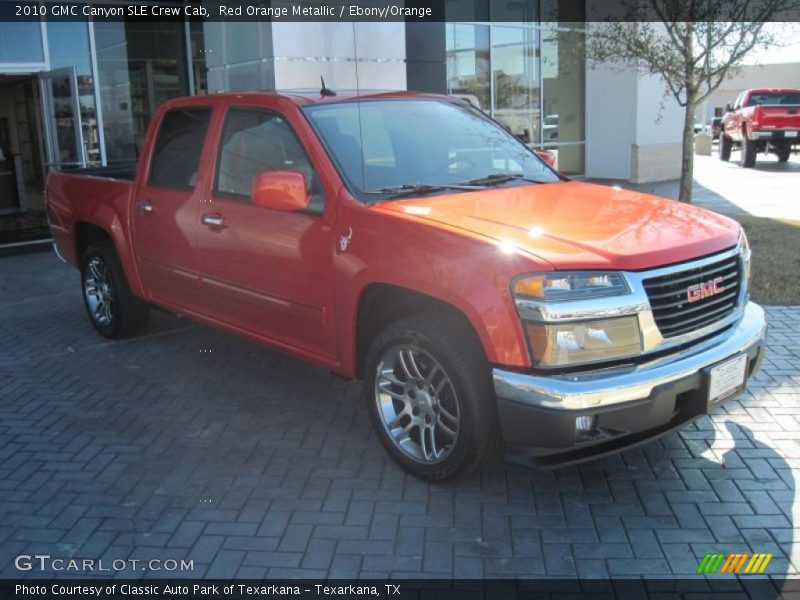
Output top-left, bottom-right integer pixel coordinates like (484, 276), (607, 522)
(706, 354), (748, 409)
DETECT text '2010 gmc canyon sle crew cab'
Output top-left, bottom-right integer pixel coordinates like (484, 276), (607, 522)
(47, 91), (767, 481)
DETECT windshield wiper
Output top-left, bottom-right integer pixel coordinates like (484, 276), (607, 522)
(365, 182), (485, 199)
(459, 173), (546, 187)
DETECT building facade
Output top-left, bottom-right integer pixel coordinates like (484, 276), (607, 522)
(0, 0), (687, 244)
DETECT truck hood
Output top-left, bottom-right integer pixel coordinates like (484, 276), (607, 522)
(377, 181), (740, 271)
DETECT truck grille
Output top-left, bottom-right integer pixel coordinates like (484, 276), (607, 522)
(643, 253), (741, 339)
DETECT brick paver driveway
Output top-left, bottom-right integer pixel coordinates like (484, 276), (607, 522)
(1, 252), (798, 580)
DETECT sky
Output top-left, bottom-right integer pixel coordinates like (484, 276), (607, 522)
(741, 23), (800, 65)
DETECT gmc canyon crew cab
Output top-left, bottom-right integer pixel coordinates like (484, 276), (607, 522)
(47, 91), (767, 481)
(720, 88), (800, 167)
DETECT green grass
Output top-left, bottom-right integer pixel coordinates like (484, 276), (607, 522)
(730, 215), (800, 305)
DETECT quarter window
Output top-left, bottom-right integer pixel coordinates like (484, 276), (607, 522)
(149, 108), (212, 190)
(215, 108), (314, 199)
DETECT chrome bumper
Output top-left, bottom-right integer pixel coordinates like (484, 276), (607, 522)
(493, 301), (767, 412)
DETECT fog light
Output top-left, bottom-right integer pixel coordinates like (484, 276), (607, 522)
(575, 415), (598, 434)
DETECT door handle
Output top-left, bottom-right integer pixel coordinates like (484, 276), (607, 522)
(201, 213), (226, 229)
(136, 201), (154, 213)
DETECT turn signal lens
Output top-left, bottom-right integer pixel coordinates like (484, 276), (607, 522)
(513, 272), (630, 301)
(738, 228), (751, 291)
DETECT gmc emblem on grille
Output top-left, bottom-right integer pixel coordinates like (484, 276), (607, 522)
(687, 276), (725, 303)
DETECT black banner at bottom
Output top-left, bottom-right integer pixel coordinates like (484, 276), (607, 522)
(1, 579), (799, 600)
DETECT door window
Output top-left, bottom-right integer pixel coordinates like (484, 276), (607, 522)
(214, 108), (314, 200)
(148, 108), (212, 190)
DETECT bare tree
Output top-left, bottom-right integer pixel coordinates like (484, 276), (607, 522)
(585, 0), (799, 202)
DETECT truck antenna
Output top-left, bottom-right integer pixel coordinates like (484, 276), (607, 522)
(320, 76), (337, 97)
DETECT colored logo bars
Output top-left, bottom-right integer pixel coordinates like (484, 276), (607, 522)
(697, 552), (773, 574)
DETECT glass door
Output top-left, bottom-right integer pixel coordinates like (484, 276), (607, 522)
(39, 66), (86, 170)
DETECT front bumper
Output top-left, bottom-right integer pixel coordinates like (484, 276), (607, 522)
(493, 302), (767, 467)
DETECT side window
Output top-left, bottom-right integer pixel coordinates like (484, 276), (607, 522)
(215, 108), (314, 199)
(149, 108), (212, 190)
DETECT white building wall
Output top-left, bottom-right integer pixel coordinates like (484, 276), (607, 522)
(631, 72), (683, 182)
(584, 62), (636, 179)
(584, 23), (683, 183)
(271, 22), (406, 91)
(203, 22), (406, 93)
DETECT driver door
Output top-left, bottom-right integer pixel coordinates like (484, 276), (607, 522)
(194, 102), (338, 361)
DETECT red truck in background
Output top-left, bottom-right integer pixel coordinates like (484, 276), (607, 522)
(47, 91), (766, 480)
(720, 88), (800, 167)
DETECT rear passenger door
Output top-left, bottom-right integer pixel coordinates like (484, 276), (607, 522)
(131, 105), (213, 311)
(194, 103), (338, 361)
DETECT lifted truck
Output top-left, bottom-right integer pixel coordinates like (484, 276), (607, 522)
(720, 88), (800, 167)
(47, 91), (766, 480)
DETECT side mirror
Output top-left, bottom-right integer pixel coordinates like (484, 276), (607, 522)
(251, 169), (310, 213)
(535, 149), (556, 168)
(725, 102), (732, 113)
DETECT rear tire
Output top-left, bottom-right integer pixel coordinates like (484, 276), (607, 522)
(741, 135), (756, 168)
(364, 312), (500, 481)
(81, 242), (149, 339)
(777, 146), (791, 162)
(719, 134), (732, 161)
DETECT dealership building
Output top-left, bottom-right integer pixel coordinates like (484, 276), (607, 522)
(0, 0), (690, 243)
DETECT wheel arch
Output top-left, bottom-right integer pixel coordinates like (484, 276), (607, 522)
(353, 283), (488, 380)
(74, 220), (145, 298)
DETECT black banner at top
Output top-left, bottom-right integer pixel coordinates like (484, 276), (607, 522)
(1, 0), (799, 22)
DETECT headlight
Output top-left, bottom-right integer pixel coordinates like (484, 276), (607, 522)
(738, 228), (751, 291)
(513, 271), (639, 367)
(523, 316), (642, 367)
(513, 272), (630, 301)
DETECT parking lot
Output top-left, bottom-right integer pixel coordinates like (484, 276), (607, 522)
(1, 242), (798, 580)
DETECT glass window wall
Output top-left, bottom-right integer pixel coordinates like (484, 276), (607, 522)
(445, 20), (586, 175)
(445, 23), (490, 111)
(94, 20), (190, 164)
(47, 21), (101, 166)
(0, 22), (45, 64)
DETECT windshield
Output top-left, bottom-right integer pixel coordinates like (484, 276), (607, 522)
(302, 99), (560, 201)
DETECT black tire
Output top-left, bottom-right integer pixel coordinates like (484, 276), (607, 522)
(741, 135), (757, 168)
(719, 134), (732, 161)
(81, 241), (148, 339)
(364, 312), (500, 481)
(777, 146), (791, 162)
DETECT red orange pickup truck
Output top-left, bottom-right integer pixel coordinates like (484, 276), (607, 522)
(720, 88), (800, 167)
(47, 91), (766, 480)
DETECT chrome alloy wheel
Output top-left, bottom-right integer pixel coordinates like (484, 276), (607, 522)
(83, 256), (114, 327)
(374, 345), (460, 464)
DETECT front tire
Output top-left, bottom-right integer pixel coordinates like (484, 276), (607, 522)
(81, 242), (148, 339)
(719, 134), (732, 161)
(777, 146), (791, 162)
(741, 135), (757, 168)
(364, 313), (499, 481)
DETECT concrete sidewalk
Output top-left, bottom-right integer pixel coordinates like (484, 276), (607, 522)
(589, 153), (800, 221)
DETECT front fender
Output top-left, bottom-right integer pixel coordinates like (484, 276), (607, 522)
(332, 198), (545, 376)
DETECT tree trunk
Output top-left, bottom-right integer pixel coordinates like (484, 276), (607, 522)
(679, 99), (697, 203)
